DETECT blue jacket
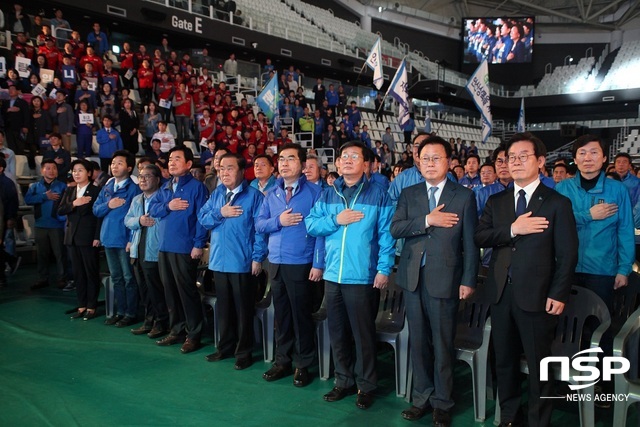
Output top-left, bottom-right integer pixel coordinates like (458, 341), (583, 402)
(24, 178), (67, 229)
(556, 172), (635, 277)
(124, 192), (161, 262)
(148, 173), (209, 254)
(305, 175), (395, 284)
(326, 90), (338, 106)
(96, 128), (123, 159)
(620, 172), (640, 205)
(256, 176), (324, 268)
(475, 181), (512, 218)
(369, 172), (390, 192)
(540, 172), (556, 189)
(93, 177), (141, 248)
(198, 180), (267, 273)
(250, 175), (277, 194)
(458, 173), (481, 189)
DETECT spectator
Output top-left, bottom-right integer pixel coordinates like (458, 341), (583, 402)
(152, 121), (176, 153)
(93, 150), (141, 327)
(0, 157), (20, 287)
(49, 90), (75, 153)
(142, 101), (161, 146)
(0, 132), (16, 179)
(8, 4), (31, 36)
(75, 101), (95, 159)
(173, 82), (193, 146)
(96, 116), (123, 171)
(1, 85), (30, 155)
(25, 159), (68, 290)
(223, 53), (237, 83)
(458, 154), (481, 189)
(249, 154), (276, 194)
(553, 163), (568, 184)
(119, 99), (140, 154)
(86, 22), (108, 56)
(74, 79), (97, 113)
(303, 155), (326, 188)
(50, 9), (71, 29)
(58, 159), (102, 319)
(42, 133), (71, 181)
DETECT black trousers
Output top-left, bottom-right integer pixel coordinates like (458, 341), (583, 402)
(492, 279), (558, 427)
(214, 271), (256, 360)
(35, 227), (66, 282)
(133, 259), (169, 329)
(271, 263), (315, 369)
(70, 245), (100, 310)
(325, 280), (379, 393)
(158, 251), (202, 340)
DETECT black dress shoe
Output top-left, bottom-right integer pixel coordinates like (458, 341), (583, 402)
(115, 316), (137, 328)
(433, 409), (451, 427)
(104, 315), (123, 326)
(401, 404), (432, 421)
(293, 367), (310, 387)
(131, 324), (152, 335)
(205, 351), (228, 362)
(147, 327), (168, 339)
(83, 310), (98, 321)
(263, 364), (292, 382)
(323, 385), (357, 402)
(234, 356), (253, 370)
(70, 309), (86, 319)
(356, 391), (374, 409)
(156, 334), (185, 346)
(180, 338), (201, 354)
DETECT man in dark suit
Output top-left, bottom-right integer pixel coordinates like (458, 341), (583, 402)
(474, 132), (578, 427)
(391, 136), (479, 427)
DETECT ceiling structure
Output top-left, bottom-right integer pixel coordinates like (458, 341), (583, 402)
(356, 0), (640, 30)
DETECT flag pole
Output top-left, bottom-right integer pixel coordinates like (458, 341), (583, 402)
(376, 55), (407, 115)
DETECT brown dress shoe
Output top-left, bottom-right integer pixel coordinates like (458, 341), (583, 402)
(180, 338), (201, 354)
(156, 334), (185, 346)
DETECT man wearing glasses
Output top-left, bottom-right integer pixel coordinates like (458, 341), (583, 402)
(306, 141), (395, 410)
(256, 143), (324, 387)
(475, 132), (578, 427)
(125, 164), (169, 339)
(390, 136), (479, 427)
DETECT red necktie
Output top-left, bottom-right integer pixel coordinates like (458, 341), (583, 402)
(285, 186), (293, 204)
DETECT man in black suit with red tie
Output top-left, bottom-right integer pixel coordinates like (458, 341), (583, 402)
(391, 136), (479, 427)
(474, 133), (578, 427)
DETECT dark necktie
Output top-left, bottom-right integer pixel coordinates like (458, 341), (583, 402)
(285, 186), (293, 204)
(516, 189), (526, 217)
(226, 191), (233, 204)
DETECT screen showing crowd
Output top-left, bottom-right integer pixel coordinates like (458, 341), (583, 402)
(463, 17), (534, 64)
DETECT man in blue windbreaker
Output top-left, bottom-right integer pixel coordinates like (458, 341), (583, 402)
(148, 146), (209, 354)
(256, 143), (324, 387)
(556, 135), (635, 311)
(198, 153), (267, 370)
(306, 140), (395, 410)
(93, 150), (141, 327)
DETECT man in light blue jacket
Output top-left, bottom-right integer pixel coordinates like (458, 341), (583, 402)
(306, 141), (395, 410)
(198, 153), (267, 370)
(256, 143), (324, 387)
(124, 164), (169, 339)
(556, 135), (635, 313)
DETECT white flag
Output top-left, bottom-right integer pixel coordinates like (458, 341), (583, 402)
(366, 38), (384, 90)
(388, 59), (409, 127)
(517, 98), (525, 132)
(465, 59), (492, 143)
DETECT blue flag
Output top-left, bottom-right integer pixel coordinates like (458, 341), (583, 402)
(388, 59), (409, 127)
(517, 98), (525, 132)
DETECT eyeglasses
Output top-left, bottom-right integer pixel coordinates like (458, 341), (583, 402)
(138, 174), (156, 181)
(278, 156), (299, 164)
(340, 153), (362, 161)
(420, 156), (444, 164)
(507, 153), (536, 164)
